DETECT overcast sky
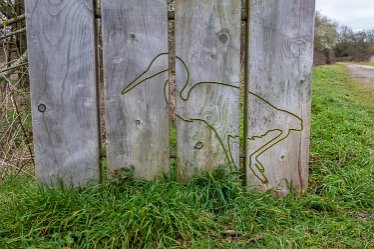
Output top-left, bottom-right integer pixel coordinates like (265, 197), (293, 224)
(316, 0), (374, 31)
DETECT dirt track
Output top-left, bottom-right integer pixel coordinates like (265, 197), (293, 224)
(345, 64), (374, 90)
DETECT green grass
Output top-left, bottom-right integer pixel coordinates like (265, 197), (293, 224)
(0, 65), (373, 248)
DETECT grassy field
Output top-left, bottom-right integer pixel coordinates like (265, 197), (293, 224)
(0, 65), (373, 248)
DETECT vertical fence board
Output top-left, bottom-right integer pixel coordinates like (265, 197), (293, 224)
(175, 0), (241, 180)
(102, 0), (169, 180)
(25, 0), (100, 186)
(246, 0), (315, 195)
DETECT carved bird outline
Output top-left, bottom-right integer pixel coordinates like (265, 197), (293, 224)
(121, 53), (303, 183)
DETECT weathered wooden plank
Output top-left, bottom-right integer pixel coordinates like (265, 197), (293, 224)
(175, 0), (241, 180)
(167, 0), (248, 21)
(102, 0), (169, 180)
(246, 0), (315, 195)
(25, 0), (100, 186)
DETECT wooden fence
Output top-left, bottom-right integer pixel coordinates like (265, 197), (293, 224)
(25, 0), (315, 195)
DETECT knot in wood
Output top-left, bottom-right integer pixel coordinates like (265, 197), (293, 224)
(289, 38), (307, 57)
(194, 142), (204, 150)
(204, 111), (218, 124)
(38, 104), (46, 113)
(217, 30), (230, 45)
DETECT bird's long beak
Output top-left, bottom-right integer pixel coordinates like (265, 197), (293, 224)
(121, 69), (168, 95)
(121, 53), (169, 95)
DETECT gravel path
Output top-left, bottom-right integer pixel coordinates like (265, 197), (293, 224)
(345, 64), (374, 90)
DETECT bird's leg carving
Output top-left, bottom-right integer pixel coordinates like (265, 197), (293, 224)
(248, 130), (296, 184)
(246, 92), (304, 184)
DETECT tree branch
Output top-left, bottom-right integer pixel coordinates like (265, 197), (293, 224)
(0, 2), (16, 19)
(0, 14), (25, 29)
(0, 27), (26, 41)
(0, 50), (27, 80)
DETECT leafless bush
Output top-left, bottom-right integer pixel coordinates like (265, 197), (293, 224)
(0, 0), (34, 182)
(0, 70), (34, 182)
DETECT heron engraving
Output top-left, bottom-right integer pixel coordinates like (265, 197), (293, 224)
(121, 53), (303, 183)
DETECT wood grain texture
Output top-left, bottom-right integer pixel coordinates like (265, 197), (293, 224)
(25, 0), (100, 186)
(246, 0), (315, 195)
(102, 0), (169, 180)
(175, 0), (241, 181)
